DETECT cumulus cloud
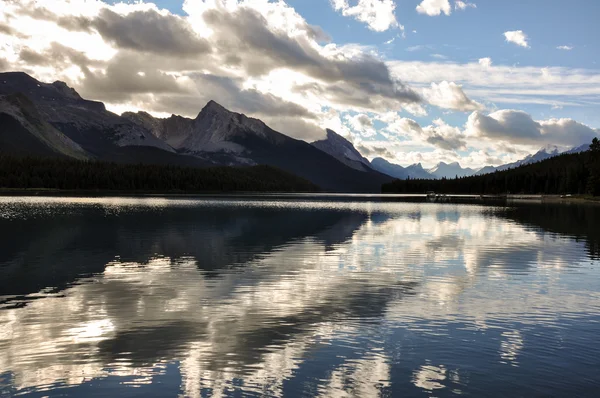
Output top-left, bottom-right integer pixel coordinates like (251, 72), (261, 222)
(416, 0), (452, 16)
(377, 113), (466, 150)
(423, 81), (484, 111)
(504, 30), (529, 48)
(90, 8), (211, 56)
(478, 57), (492, 68)
(557, 45), (573, 51)
(466, 109), (599, 147)
(345, 113), (376, 137)
(330, 0), (400, 32)
(356, 142), (396, 159)
(422, 118), (467, 150)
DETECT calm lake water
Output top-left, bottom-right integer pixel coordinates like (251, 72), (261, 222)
(1, 196), (599, 397)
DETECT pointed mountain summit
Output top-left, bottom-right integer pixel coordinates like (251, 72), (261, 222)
(311, 129), (372, 172)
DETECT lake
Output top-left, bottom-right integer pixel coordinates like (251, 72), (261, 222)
(0, 196), (599, 397)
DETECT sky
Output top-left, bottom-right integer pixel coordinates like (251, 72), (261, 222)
(1, 0), (599, 168)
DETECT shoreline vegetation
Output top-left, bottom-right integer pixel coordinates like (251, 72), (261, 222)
(383, 142), (600, 198)
(0, 155), (319, 193)
(1, 138), (599, 203)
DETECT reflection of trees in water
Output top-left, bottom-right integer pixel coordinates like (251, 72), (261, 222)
(500, 203), (600, 260)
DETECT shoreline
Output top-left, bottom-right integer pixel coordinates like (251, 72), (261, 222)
(0, 189), (599, 204)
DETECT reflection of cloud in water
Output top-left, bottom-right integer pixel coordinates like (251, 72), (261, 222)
(500, 330), (524, 366)
(0, 198), (599, 395)
(317, 352), (391, 397)
(412, 364), (447, 390)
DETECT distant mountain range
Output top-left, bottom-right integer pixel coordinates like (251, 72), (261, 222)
(0, 71), (593, 191)
(370, 144), (590, 180)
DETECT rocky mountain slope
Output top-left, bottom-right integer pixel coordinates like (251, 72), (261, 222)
(0, 93), (88, 159)
(311, 129), (372, 172)
(124, 102), (393, 192)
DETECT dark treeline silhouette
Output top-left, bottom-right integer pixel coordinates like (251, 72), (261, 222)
(383, 139), (600, 196)
(0, 156), (320, 192)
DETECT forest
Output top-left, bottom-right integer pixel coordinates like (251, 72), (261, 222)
(0, 156), (320, 193)
(382, 139), (600, 196)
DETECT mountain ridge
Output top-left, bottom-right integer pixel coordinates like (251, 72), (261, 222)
(1, 72), (393, 192)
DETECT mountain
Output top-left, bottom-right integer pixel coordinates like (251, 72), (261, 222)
(565, 142), (591, 154)
(370, 157), (409, 179)
(405, 163), (435, 179)
(311, 129), (372, 172)
(475, 145), (565, 176)
(0, 93), (88, 159)
(124, 104), (395, 192)
(0, 72), (219, 168)
(0, 72), (395, 192)
(370, 158), (437, 179)
(428, 162), (476, 179)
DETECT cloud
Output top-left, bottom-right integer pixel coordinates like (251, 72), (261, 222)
(0, 22), (17, 36)
(90, 8), (211, 56)
(478, 57), (492, 68)
(330, 0), (400, 32)
(455, 1), (476, 10)
(345, 113), (376, 137)
(356, 142), (395, 159)
(416, 0), (451, 16)
(466, 109), (599, 147)
(423, 81), (484, 111)
(504, 30), (529, 48)
(557, 45), (573, 51)
(422, 118), (467, 150)
(388, 60), (600, 106)
(377, 113), (466, 150)
(1, 0), (423, 143)
(430, 54), (448, 59)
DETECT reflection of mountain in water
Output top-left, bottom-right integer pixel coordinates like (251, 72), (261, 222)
(0, 202), (368, 298)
